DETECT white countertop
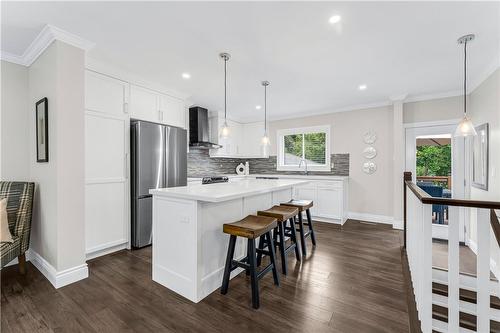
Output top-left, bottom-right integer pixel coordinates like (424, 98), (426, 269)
(187, 174), (348, 182)
(150, 178), (309, 202)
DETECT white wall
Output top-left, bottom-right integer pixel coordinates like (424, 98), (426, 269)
(269, 106), (394, 219)
(28, 42), (59, 268)
(403, 96), (463, 124)
(28, 40), (87, 278)
(54, 42), (86, 271)
(468, 69), (500, 277)
(0, 61), (30, 180)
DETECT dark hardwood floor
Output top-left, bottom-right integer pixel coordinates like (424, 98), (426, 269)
(1, 220), (410, 332)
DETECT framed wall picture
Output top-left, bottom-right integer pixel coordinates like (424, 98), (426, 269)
(472, 123), (488, 190)
(36, 97), (49, 162)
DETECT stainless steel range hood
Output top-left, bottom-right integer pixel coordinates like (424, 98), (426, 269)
(189, 106), (222, 149)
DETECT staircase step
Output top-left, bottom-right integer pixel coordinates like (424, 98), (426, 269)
(433, 282), (500, 310)
(432, 304), (500, 332)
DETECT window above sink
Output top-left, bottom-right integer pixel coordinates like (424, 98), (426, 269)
(276, 125), (331, 172)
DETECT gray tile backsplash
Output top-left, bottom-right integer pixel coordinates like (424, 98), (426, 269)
(187, 150), (349, 177)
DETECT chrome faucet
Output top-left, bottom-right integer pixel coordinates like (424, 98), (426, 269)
(299, 159), (309, 175)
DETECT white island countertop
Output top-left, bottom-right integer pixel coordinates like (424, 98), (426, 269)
(150, 178), (309, 202)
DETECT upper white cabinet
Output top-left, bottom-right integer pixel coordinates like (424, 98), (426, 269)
(159, 94), (185, 129)
(130, 85), (158, 123)
(243, 122), (267, 158)
(130, 84), (186, 128)
(208, 114), (266, 158)
(86, 71), (127, 116)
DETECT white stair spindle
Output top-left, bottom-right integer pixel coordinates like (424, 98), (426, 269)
(422, 203), (433, 333)
(416, 197), (423, 315)
(477, 208), (490, 333)
(448, 206), (460, 332)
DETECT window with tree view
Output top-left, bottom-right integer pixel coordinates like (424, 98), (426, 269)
(278, 126), (330, 171)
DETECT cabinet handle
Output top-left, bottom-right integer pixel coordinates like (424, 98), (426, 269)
(123, 102), (129, 114)
(158, 110), (162, 122)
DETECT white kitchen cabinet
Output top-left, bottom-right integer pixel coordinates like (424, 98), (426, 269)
(84, 70), (129, 258)
(292, 178), (348, 224)
(130, 85), (186, 128)
(208, 114), (265, 158)
(316, 185), (343, 220)
(209, 116), (242, 157)
(243, 122), (267, 158)
(159, 93), (186, 128)
(130, 84), (159, 123)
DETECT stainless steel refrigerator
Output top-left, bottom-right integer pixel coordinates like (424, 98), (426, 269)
(131, 120), (187, 248)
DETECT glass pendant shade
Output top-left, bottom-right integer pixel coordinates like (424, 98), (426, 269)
(220, 121), (230, 139)
(261, 140), (270, 156)
(454, 116), (477, 137)
(454, 35), (477, 137)
(261, 133), (270, 146)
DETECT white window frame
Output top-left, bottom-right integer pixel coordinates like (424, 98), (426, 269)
(276, 125), (331, 172)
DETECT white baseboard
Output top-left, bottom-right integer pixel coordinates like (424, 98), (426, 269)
(86, 239), (128, 260)
(7, 250), (89, 289)
(348, 211), (402, 229)
(468, 238), (499, 280)
(392, 219), (404, 230)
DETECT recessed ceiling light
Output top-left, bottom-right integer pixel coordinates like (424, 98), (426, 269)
(329, 15), (341, 24)
(182, 73), (191, 79)
(359, 84), (367, 91)
(255, 105), (262, 110)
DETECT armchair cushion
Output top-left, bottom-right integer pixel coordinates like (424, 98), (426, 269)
(0, 182), (35, 268)
(1, 198), (13, 243)
(0, 236), (20, 266)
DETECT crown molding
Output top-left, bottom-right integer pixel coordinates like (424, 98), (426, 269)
(0, 51), (26, 65)
(389, 94), (408, 102)
(468, 56), (500, 93)
(404, 89), (463, 103)
(259, 100), (392, 123)
(1, 24), (95, 67)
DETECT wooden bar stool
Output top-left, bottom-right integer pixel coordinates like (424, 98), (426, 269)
(256, 205), (301, 275)
(281, 200), (316, 257)
(221, 215), (280, 309)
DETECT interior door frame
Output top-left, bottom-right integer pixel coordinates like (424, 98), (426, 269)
(404, 119), (467, 242)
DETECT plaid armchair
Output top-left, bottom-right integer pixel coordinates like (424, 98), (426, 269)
(0, 182), (35, 273)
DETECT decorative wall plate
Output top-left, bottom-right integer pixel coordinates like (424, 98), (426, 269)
(362, 162), (377, 174)
(362, 146), (377, 159)
(363, 131), (377, 144)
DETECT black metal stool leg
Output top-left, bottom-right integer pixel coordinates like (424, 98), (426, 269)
(297, 213), (307, 257)
(277, 222), (288, 275)
(246, 241), (252, 276)
(289, 217), (301, 261)
(272, 227), (278, 249)
(221, 235), (236, 294)
(266, 231), (280, 286)
(247, 239), (259, 309)
(256, 235), (265, 267)
(305, 209), (316, 246)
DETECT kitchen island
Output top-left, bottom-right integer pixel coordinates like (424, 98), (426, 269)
(149, 178), (308, 302)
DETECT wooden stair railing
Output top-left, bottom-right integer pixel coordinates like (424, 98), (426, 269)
(403, 171), (500, 333)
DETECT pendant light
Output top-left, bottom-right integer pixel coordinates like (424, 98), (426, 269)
(261, 81), (270, 156)
(454, 34), (477, 137)
(219, 52), (231, 139)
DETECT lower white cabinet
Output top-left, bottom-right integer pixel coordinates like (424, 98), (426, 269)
(292, 179), (348, 224)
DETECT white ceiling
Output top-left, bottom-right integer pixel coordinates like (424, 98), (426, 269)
(2, 2), (499, 122)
